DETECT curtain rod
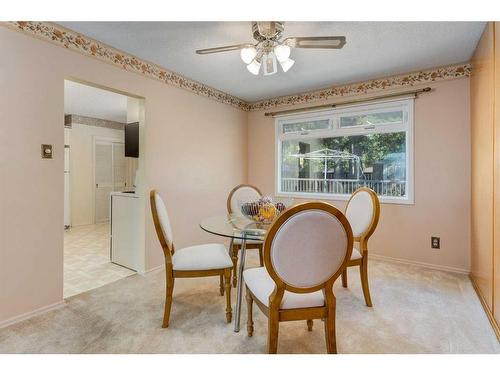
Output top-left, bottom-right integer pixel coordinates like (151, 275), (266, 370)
(264, 87), (432, 117)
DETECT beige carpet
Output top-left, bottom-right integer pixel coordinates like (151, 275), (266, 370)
(0, 253), (499, 354)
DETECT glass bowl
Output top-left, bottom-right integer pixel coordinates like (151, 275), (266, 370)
(239, 196), (289, 224)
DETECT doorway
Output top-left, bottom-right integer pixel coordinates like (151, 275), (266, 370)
(63, 80), (143, 298)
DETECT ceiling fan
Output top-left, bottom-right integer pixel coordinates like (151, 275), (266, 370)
(196, 21), (346, 76)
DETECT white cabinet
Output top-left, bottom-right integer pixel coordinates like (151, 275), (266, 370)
(110, 192), (141, 271)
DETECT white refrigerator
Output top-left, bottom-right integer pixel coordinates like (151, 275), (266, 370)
(64, 129), (71, 229)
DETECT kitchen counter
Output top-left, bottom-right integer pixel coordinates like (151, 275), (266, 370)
(110, 191), (139, 198)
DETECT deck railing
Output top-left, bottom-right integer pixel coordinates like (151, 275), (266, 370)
(281, 178), (406, 197)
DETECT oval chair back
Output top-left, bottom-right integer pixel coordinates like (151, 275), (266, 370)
(150, 190), (175, 258)
(345, 187), (380, 242)
(263, 201), (353, 295)
(227, 184), (262, 217)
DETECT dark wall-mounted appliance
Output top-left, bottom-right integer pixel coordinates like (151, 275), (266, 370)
(125, 122), (139, 158)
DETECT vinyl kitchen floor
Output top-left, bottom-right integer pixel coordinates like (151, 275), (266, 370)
(64, 223), (135, 298)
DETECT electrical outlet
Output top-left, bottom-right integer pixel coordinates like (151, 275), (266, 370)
(431, 236), (440, 249)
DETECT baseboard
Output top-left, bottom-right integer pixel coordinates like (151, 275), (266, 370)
(369, 253), (470, 275)
(0, 300), (66, 329)
(469, 275), (500, 342)
(138, 264), (165, 276)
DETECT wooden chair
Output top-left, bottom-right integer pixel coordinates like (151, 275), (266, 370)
(244, 202), (353, 354)
(227, 184), (264, 287)
(341, 187), (380, 307)
(150, 190), (234, 327)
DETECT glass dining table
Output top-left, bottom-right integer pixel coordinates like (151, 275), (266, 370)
(200, 214), (268, 332)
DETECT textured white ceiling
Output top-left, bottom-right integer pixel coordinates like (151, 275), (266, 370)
(64, 81), (128, 122)
(60, 22), (485, 102)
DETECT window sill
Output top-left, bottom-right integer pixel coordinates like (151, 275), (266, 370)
(275, 191), (414, 205)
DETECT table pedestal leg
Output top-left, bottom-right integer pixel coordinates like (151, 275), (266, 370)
(234, 237), (247, 332)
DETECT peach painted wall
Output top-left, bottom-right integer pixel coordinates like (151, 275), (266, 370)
(0, 27), (247, 324)
(247, 78), (471, 272)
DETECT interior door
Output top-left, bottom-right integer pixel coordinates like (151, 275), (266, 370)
(113, 143), (127, 192)
(94, 141), (113, 223)
(94, 139), (127, 223)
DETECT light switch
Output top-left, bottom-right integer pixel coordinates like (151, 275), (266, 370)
(41, 144), (53, 159)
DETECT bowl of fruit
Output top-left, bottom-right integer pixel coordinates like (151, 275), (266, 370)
(239, 196), (288, 225)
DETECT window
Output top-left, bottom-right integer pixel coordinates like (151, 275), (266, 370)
(276, 99), (414, 204)
(282, 119), (332, 134)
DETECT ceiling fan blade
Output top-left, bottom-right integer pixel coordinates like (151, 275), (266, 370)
(283, 36), (346, 49)
(196, 43), (255, 55)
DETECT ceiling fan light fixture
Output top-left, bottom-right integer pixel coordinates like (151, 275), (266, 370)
(247, 59), (261, 75)
(196, 22), (346, 77)
(274, 44), (291, 62)
(240, 46), (257, 64)
(263, 52), (278, 76)
(279, 58), (295, 72)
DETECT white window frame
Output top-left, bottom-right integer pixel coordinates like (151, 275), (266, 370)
(275, 97), (414, 205)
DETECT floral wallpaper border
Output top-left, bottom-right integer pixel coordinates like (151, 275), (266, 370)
(6, 21), (250, 111)
(247, 63), (471, 111)
(4, 21), (470, 113)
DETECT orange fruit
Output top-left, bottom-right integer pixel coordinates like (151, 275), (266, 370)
(259, 204), (276, 220)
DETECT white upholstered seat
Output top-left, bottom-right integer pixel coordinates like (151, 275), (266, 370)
(244, 202), (353, 354)
(342, 188), (380, 308)
(244, 267), (325, 309)
(151, 190), (234, 328)
(172, 243), (233, 271)
(227, 184), (266, 285)
(350, 247), (362, 260)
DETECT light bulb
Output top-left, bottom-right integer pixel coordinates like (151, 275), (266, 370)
(240, 46), (257, 64)
(247, 59), (261, 75)
(279, 58), (295, 72)
(274, 44), (291, 62)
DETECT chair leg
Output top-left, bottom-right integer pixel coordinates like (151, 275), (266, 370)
(162, 276), (174, 328)
(223, 269), (232, 323)
(219, 274), (224, 296)
(341, 268), (348, 288)
(231, 245), (239, 288)
(324, 295), (337, 354)
(246, 288), (254, 337)
(267, 310), (280, 354)
(307, 319), (313, 331)
(258, 245), (264, 267)
(360, 258), (373, 307)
